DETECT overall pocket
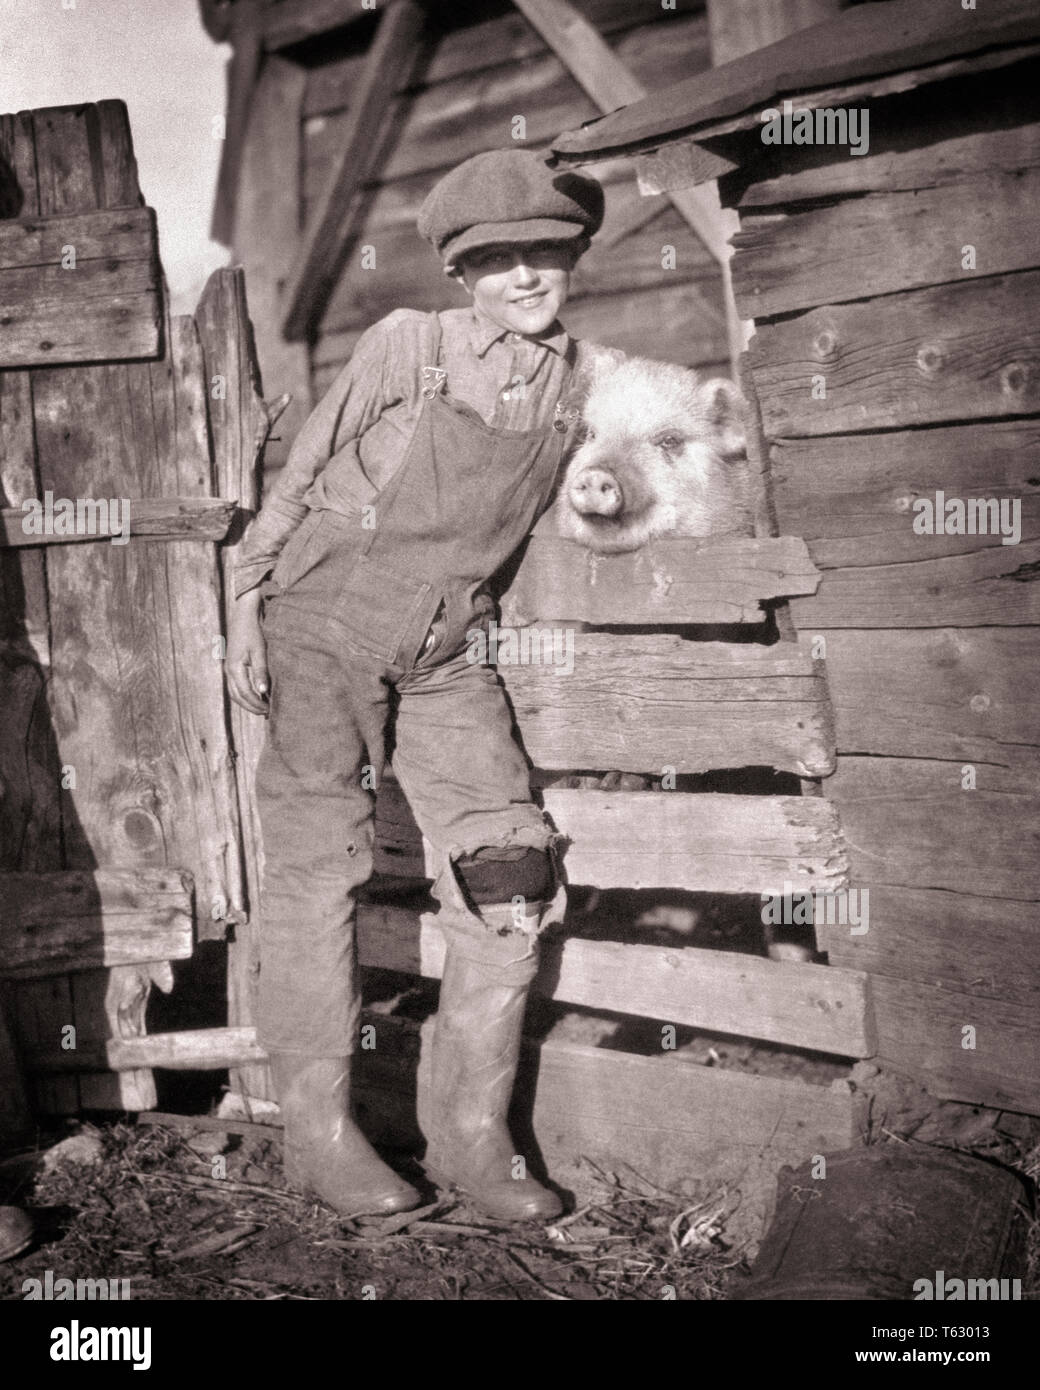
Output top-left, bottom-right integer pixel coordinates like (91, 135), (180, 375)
(331, 551), (433, 664)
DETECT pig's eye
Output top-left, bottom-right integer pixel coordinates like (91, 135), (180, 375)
(655, 432), (683, 452)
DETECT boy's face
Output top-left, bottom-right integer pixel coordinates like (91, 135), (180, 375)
(455, 240), (580, 337)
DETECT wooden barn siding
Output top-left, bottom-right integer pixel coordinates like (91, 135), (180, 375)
(300, 0), (727, 391)
(730, 61), (1040, 1113)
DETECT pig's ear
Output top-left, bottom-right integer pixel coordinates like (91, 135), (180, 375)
(701, 378), (747, 460)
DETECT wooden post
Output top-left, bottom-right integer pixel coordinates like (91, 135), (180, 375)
(195, 267), (275, 1103)
(281, 0), (428, 341)
(230, 56), (313, 474)
(210, 1), (271, 248)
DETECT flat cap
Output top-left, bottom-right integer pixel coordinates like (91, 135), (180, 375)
(418, 148), (604, 271)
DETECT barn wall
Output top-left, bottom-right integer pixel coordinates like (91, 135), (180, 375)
(726, 59), (1040, 1113)
(290, 0), (727, 396)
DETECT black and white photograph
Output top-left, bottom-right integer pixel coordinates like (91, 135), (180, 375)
(0, 0), (1037, 1351)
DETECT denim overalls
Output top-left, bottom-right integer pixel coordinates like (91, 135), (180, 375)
(255, 312), (575, 1054)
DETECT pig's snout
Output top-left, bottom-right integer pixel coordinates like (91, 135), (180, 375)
(568, 467), (624, 518)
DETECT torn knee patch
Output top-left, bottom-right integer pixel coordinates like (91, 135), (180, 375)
(454, 845), (554, 905)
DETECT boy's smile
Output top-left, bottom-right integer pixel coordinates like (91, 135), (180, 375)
(456, 240), (580, 338)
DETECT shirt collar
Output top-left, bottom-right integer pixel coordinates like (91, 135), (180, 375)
(468, 302), (570, 359)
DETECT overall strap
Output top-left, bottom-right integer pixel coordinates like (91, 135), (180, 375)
(420, 311), (447, 398)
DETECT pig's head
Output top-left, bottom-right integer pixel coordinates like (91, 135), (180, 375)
(556, 356), (752, 553)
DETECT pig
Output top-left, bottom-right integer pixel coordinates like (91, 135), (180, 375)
(556, 355), (755, 552)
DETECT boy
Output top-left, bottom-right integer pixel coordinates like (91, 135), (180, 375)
(226, 149), (608, 1223)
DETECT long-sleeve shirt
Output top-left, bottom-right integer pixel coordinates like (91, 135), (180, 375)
(234, 303), (611, 598)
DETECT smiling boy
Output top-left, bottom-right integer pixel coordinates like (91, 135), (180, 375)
(226, 149), (610, 1223)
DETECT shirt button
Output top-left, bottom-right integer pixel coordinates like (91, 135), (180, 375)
(502, 391), (511, 401)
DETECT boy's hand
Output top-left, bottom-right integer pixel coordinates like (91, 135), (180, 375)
(226, 588), (270, 716)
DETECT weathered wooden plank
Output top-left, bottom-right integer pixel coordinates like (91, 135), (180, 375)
(828, 755), (1039, 902)
(374, 780), (850, 895)
(789, 541), (1040, 629)
(807, 628), (1040, 768)
(0, 207), (154, 268)
(819, 883), (1040, 1009)
(297, 0), (705, 91)
(73, 964), (161, 1111)
(357, 900), (875, 1056)
(553, 31), (1040, 159)
(749, 271), (1040, 437)
(731, 171), (1040, 320)
(770, 421), (1040, 568)
(731, 68), (1040, 207)
(232, 56), (311, 473)
(0, 206), (161, 368)
(547, 787), (849, 894)
(405, 1019), (865, 1199)
(501, 533), (821, 627)
(1, 497), (235, 548)
(868, 975), (1040, 1115)
(283, 0), (428, 341)
(302, 21), (708, 195)
(25, 1023), (263, 1074)
(0, 868), (193, 979)
(195, 266), (274, 1103)
(500, 635), (835, 777)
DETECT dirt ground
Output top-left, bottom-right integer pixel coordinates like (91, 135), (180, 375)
(2, 1066), (1037, 1302)
(0, 1120), (740, 1301)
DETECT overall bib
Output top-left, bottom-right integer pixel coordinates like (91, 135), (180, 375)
(255, 312), (575, 1055)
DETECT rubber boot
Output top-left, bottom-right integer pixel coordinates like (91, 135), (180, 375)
(423, 909), (563, 1222)
(0, 1206), (33, 1262)
(270, 1054), (421, 1217)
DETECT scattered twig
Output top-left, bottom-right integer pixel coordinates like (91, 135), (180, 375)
(505, 1250), (571, 1301)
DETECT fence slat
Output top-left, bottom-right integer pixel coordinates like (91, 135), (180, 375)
(501, 635), (835, 776)
(501, 533), (821, 625)
(0, 867), (193, 978)
(356, 901), (874, 1057)
(374, 782), (850, 895)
